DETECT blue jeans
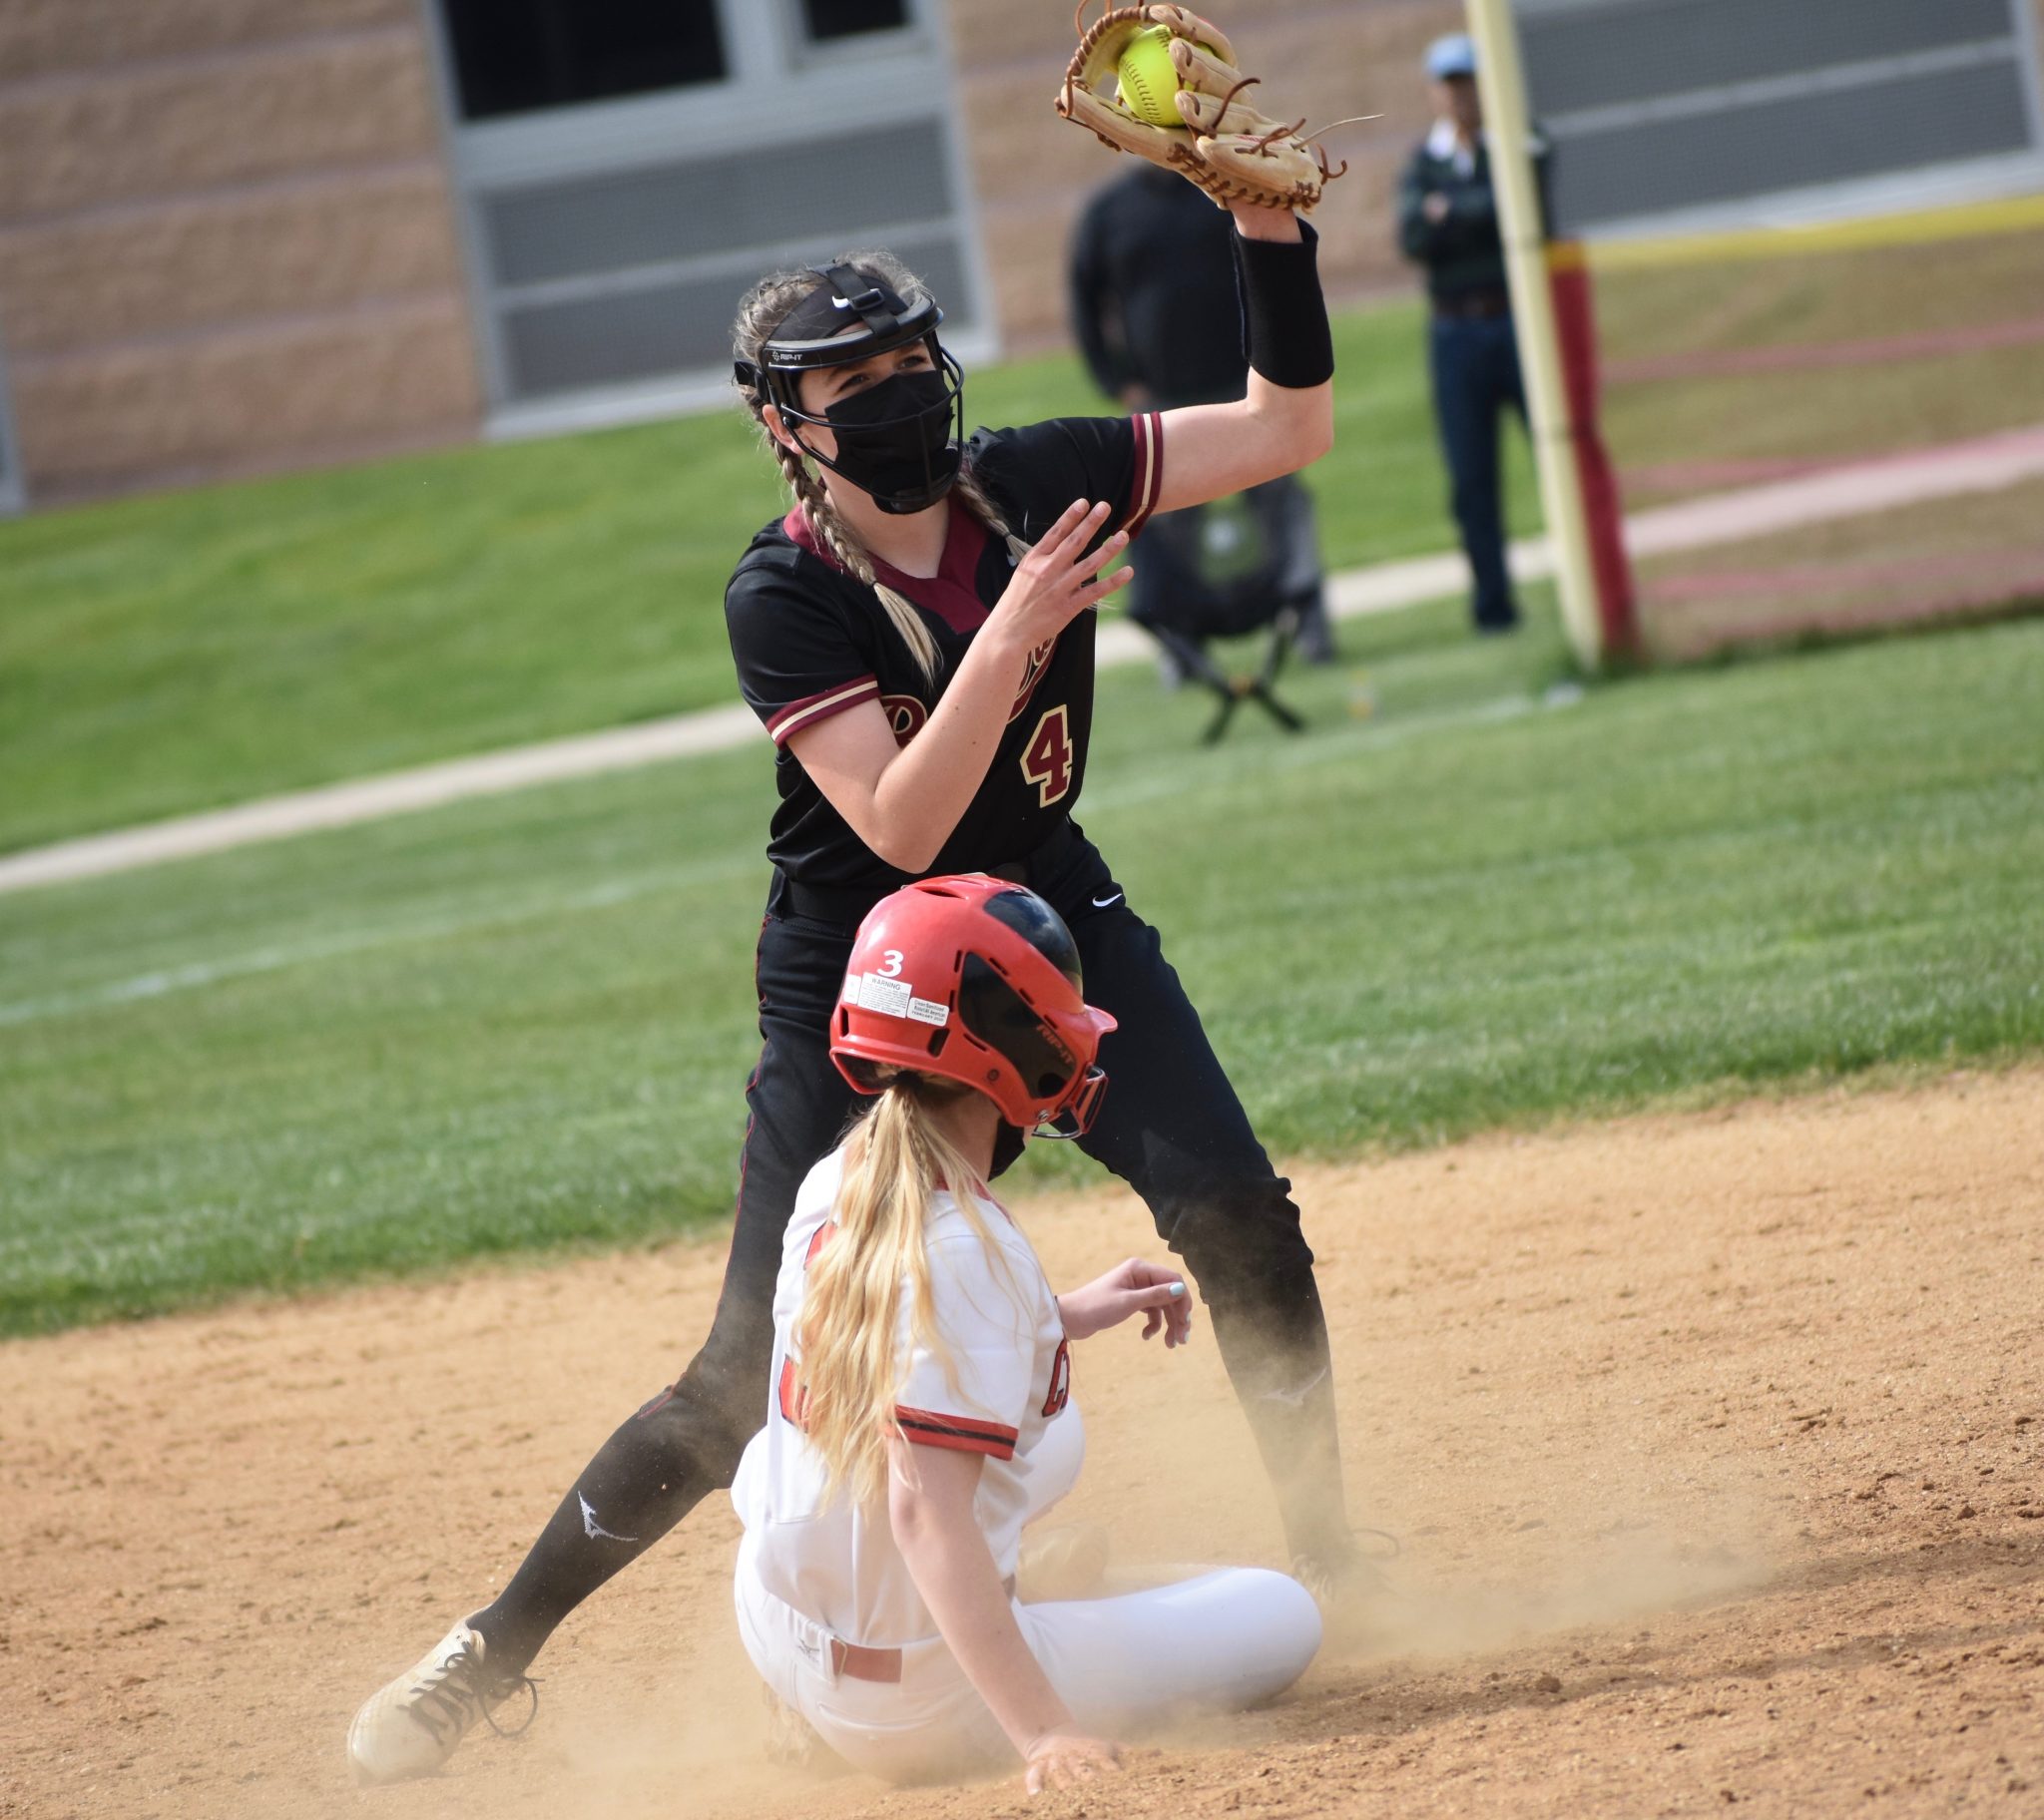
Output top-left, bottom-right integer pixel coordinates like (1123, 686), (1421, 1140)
(1428, 311), (1527, 631)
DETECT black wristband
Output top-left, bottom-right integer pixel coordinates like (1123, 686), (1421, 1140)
(1234, 219), (1334, 389)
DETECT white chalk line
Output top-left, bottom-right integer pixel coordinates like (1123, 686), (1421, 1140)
(0, 690), (1573, 1031)
(3, 421), (2040, 902)
(0, 856), (755, 1030)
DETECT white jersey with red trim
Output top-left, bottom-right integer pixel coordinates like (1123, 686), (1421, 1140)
(729, 1144), (1080, 1649)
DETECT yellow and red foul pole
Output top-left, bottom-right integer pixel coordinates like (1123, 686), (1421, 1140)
(1464, 0), (1639, 666)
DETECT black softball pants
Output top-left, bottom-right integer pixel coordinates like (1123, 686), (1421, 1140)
(472, 835), (1347, 1673)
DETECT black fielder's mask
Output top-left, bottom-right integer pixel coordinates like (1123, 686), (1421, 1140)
(735, 262), (966, 516)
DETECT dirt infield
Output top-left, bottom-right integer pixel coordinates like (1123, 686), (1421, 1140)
(6, 1073), (2041, 1820)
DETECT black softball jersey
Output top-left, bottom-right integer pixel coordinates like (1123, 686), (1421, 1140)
(724, 413), (1163, 898)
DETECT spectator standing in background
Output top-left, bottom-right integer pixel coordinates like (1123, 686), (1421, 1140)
(1397, 33), (1531, 636)
(1070, 164), (1335, 672)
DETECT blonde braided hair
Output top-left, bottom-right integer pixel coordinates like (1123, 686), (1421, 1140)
(734, 250), (1029, 685)
(793, 1069), (1020, 1508)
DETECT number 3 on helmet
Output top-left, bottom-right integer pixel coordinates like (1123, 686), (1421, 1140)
(830, 875), (1117, 1138)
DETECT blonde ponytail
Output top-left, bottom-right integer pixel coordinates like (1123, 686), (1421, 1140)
(794, 1076), (1013, 1508)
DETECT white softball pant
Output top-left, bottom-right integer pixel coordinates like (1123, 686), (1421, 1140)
(734, 1540), (1322, 1784)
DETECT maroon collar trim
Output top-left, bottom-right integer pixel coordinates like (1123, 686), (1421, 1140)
(785, 499), (992, 637)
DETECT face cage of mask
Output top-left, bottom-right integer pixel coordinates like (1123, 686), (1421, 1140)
(1030, 1065), (1109, 1140)
(955, 949), (1106, 1141)
(764, 335), (967, 516)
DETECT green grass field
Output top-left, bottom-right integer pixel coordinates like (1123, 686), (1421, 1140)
(5, 280), (2042, 1339)
(0, 298), (1540, 856)
(4, 594), (2041, 1337)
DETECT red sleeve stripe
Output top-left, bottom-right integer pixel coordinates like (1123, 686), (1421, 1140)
(895, 1406), (1019, 1460)
(895, 1404), (1016, 1442)
(766, 677), (880, 744)
(778, 1355), (807, 1427)
(1121, 410), (1165, 540)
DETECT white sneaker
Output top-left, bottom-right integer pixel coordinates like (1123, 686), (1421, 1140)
(346, 1621), (535, 1785)
(1292, 1532), (1400, 1645)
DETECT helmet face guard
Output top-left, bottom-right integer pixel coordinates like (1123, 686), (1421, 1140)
(735, 263), (965, 515)
(830, 875), (1117, 1137)
(1030, 1064), (1109, 1140)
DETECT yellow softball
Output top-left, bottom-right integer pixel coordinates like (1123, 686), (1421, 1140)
(1116, 25), (1184, 128)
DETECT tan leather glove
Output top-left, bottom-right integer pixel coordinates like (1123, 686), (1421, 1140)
(1056, 4), (1347, 213)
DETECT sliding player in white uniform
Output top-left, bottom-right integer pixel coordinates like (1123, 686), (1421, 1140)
(731, 873), (1321, 1792)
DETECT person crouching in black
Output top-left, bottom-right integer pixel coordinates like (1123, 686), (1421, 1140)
(1071, 164), (1335, 675)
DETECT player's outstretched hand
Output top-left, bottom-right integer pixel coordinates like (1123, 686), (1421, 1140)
(1024, 1729), (1124, 1794)
(990, 499), (1133, 654)
(1057, 1257), (1194, 1346)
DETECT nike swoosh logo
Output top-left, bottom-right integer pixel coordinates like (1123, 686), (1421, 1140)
(579, 1493), (642, 1545)
(1092, 892), (1123, 910)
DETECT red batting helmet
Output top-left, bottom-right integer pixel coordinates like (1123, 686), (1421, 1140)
(830, 874), (1117, 1137)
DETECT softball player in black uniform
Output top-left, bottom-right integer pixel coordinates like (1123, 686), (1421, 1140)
(349, 199), (1356, 1785)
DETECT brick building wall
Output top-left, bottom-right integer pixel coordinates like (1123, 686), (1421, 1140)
(948, 0), (1464, 352)
(6, 0), (2032, 503)
(0, 0), (479, 503)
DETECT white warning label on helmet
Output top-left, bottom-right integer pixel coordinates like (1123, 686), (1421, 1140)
(857, 972), (913, 1018)
(907, 996), (950, 1027)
